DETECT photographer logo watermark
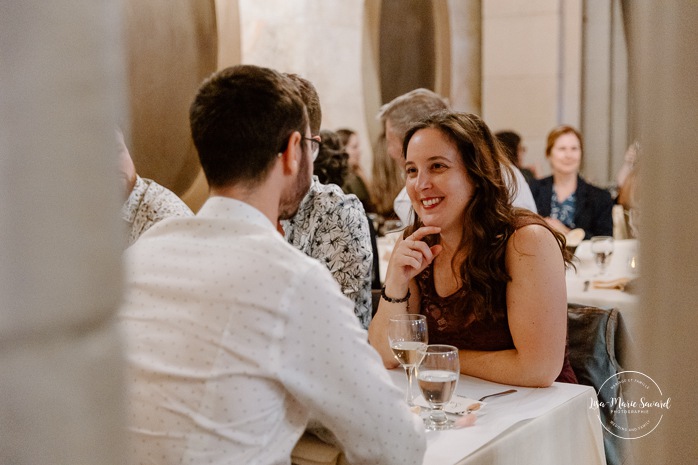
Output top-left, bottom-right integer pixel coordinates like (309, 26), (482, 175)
(589, 370), (671, 439)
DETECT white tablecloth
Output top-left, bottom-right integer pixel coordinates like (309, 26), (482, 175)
(376, 232), (400, 285)
(293, 369), (605, 465)
(566, 239), (640, 334)
(390, 370), (605, 465)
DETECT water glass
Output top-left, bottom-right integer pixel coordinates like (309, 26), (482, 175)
(417, 344), (460, 430)
(590, 236), (614, 275)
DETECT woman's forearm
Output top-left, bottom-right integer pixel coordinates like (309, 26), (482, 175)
(368, 298), (408, 368)
(457, 347), (563, 388)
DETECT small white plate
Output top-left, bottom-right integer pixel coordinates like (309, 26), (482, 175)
(414, 395), (485, 415)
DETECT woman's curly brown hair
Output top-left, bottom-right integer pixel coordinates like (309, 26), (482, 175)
(403, 111), (572, 323)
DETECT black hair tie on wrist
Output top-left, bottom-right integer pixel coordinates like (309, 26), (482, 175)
(380, 285), (411, 303)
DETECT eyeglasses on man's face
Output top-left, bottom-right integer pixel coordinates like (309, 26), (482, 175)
(302, 136), (321, 161)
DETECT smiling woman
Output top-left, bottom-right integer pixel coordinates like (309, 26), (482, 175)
(368, 111), (578, 388)
(530, 126), (614, 240)
(404, 127), (475, 233)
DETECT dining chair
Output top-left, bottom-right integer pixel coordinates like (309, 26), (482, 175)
(566, 303), (632, 465)
(291, 431), (345, 465)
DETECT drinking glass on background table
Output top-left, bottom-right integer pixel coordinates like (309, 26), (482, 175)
(388, 314), (428, 406)
(380, 219), (404, 236)
(590, 236), (614, 275)
(417, 344), (460, 430)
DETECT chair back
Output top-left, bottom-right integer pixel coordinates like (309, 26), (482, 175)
(567, 303), (632, 465)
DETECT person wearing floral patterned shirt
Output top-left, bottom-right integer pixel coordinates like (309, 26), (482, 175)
(281, 176), (373, 329)
(118, 128), (193, 247)
(281, 74), (373, 329)
(121, 175), (194, 246)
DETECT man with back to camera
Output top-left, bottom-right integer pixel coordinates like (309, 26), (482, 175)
(378, 88), (538, 224)
(119, 64), (426, 465)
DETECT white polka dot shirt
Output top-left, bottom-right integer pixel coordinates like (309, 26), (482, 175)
(119, 196), (426, 465)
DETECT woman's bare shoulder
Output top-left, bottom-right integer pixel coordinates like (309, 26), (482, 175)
(507, 223), (561, 258)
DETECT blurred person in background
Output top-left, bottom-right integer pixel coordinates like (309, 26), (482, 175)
(315, 129), (349, 187)
(370, 132), (404, 220)
(615, 140), (640, 209)
(336, 127), (376, 213)
(495, 130), (537, 186)
(615, 141), (641, 238)
(530, 125), (613, 240)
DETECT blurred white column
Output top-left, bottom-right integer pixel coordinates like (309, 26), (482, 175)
(0, 2), (127, 464)
(626, 1), (698, 463)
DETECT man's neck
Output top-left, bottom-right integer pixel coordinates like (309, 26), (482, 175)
(210, 183), (281, 226)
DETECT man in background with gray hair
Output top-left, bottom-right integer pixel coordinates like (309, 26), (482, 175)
(378, 88), (537, 224)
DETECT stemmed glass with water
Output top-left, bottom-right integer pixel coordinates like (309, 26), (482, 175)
(388, 314), (428, 406)
(590, 236), (614, 276)
(417, 344), (460, 430)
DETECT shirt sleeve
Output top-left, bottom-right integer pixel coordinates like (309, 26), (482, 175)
(125, 178), (194, 246)
(509, 166), (538, 213)
(122, 175), (146, 224)
(277, 266), (427, 465)
(393, 187), (412, 225)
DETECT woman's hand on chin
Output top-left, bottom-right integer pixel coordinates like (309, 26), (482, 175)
(385, 226), (442, 290)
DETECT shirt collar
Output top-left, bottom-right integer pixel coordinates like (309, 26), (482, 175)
(197, 196), (276, 231)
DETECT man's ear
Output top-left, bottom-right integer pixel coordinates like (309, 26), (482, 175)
(279, 131), (302, 175)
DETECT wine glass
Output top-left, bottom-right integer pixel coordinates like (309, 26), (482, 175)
(388, 314), (428, 406)
(416, 344), (460, 430)
(590, 236), (614, 276)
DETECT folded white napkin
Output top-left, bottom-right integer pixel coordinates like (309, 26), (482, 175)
(414, 394), (484, 415)
(592, 277), (632, 291)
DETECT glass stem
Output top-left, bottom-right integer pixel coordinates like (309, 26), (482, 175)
(429, 406), (448, 424)
(404, 365), (416, 406)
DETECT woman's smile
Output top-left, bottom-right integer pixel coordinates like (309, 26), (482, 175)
(421, 197), (443, 208)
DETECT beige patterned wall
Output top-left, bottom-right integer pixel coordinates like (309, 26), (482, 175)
(482, 0), (583, 179)
(229, 0), (378, 178)
(221, 0), (483, 182)
(123, 0), (217, 197)
(130, 0), (622, 192)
